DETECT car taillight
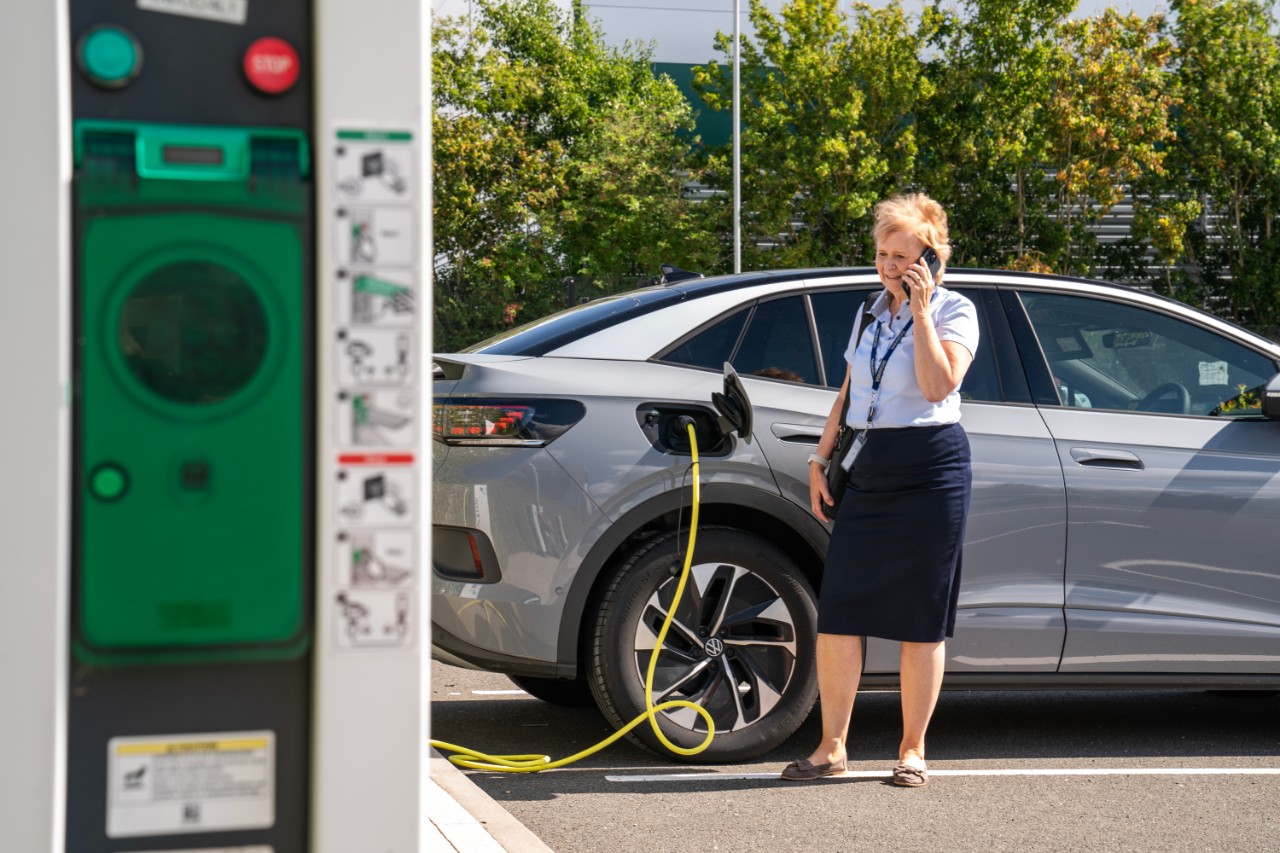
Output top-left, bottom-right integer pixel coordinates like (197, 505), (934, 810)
(432, 398), (586, 447)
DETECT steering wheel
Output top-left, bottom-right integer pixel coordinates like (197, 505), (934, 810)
(1135, 382), (1191, 414)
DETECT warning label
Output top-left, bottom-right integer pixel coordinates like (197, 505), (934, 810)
(107, 731), (275, 838)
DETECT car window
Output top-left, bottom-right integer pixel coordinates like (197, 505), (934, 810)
(811, 286), (1005, 401)
(810, 290), (866, 387)
(1019, 292), (1276, 417)
(731, 296), (820, 384)
(949, 288), (1002, 404)
(659, 305), (750, 370)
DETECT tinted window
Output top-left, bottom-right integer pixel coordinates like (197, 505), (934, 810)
(810, 290), (867, 387)
(661, 306), (749, 369)
(950, 288), (1002, 404)
(731, 296), (820, 385)
(810, 286), (1005, 401)
(469, 288), (682, 356)
(1019, 292), (1276, 417)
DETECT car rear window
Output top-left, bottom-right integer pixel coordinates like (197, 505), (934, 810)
(465, 288), (682, 356)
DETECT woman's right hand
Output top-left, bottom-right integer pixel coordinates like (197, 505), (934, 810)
(810, 461), (835, 521)
(813, 365), (851, 522)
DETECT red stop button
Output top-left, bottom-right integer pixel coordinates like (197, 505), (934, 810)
(243, 36), (300, 95)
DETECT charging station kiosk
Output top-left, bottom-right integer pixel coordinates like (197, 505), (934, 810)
(2, 2), (428, 850)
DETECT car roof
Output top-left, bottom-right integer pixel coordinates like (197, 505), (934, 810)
(458, 268), (1278, 359)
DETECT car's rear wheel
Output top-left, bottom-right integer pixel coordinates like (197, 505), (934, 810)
(588, 526), (818, 763)
(507, 674), (596, 707)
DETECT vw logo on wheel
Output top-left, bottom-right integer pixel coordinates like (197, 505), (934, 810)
(703, 637), (725, 658)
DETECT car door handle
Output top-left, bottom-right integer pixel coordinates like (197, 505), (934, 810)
(770, 423), (823, 444)
(1069, 447), (1145, 470)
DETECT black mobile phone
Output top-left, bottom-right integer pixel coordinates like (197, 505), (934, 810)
(920, 245), (941, 278)
(906, 246), (942, 300)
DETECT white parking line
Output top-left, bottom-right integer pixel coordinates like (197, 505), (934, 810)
(472, 689), (528, 696)
(606, 767), (1280, 783)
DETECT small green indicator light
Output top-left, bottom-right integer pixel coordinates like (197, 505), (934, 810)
(90, 464), (128, 502)
(79, 26), (142, 89)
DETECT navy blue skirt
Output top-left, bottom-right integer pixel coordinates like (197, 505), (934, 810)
(818, 423), (972, 643)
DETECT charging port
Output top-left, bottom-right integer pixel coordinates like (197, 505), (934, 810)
(635, 405), (729, 456)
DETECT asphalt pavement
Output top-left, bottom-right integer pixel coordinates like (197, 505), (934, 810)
(431, 660), (1280, 852)
(429, 746), (553, 852)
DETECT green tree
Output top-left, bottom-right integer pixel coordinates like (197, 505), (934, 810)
(1042, 9), (1177, 277)
(918, 0), (1074, 269)
(1168, 0), (1280, 326)
(432, 0), (715, 351)
(693, 0), (932, 268)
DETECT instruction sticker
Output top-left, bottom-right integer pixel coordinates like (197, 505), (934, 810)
(337, 389), (416, 447)
(336, 328), (413, 386)
(338, 529), (415, 587)
(334, 142), (414, 204)
(334, 207), (415, 266)
(107, 731), (274, 838)
(337, 267), (416, 327)
(336, 467), (415, 526)
(333, 589), (413, 648)
(1199, 360), (1230, 386)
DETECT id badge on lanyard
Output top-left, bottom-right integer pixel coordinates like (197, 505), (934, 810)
(839, 430), (868, 472)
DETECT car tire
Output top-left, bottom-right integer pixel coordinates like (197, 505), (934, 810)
(588, 526), (818, 763)
(507, 674), (597, 707)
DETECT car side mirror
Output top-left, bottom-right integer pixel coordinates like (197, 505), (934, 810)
(1263, 372), (1280, 420)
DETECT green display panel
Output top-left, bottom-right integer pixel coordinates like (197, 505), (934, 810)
(75, 122), (311, 660)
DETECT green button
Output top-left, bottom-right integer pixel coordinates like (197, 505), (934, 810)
(90, 464), (129, 502)
(80, 26), (141, 88)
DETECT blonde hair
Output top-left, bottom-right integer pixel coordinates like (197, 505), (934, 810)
(872, 193), (952, 266)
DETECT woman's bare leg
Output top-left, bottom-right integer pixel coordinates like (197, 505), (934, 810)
(803, 633), (864, 765)
(898, 640), (946, 766)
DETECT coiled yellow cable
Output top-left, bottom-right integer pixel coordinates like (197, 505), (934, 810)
(430, 422), (714, 771)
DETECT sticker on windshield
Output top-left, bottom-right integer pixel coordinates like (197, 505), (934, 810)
(1199, 361), (1229, 386)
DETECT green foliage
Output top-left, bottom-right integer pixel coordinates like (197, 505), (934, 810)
(918, 0), (1074, 267)
(1044, 9), (1177, 276)
(432, 0), (718, 351)
(434, 0), (1280, 343)
(1165, 0), (1280, 327)
(693, 0), (931, 267)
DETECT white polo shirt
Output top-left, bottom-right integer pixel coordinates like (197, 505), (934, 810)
(843, 286), (980, 428)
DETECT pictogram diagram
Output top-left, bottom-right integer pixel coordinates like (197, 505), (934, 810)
(336, 268), (415, 327)
(336, 467), (414, 525)
(334, 590), (411, 647)
(337, 529), (414, 587)
(337, 328), (412, 386)
(328, 128), (419, 654)
(334, 207), (414, 266)
(338, 389), (415, 446)
(334, 142), (413, 204)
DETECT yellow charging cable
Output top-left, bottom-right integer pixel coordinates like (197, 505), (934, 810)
(430, 422), (715, 771)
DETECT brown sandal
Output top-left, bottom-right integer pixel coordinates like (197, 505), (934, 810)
(780, 757), (848, 781)
(892, 761), (928, 787)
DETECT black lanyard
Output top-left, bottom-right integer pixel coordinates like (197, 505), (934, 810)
(862, 316), (913, 427)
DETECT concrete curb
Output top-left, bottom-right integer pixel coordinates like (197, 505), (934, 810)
(429, 748), (555, 852)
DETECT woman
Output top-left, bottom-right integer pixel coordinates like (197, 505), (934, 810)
(781, 192), (979, 786)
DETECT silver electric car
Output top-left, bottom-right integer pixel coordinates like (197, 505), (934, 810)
(432, 268), (1280, 762)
